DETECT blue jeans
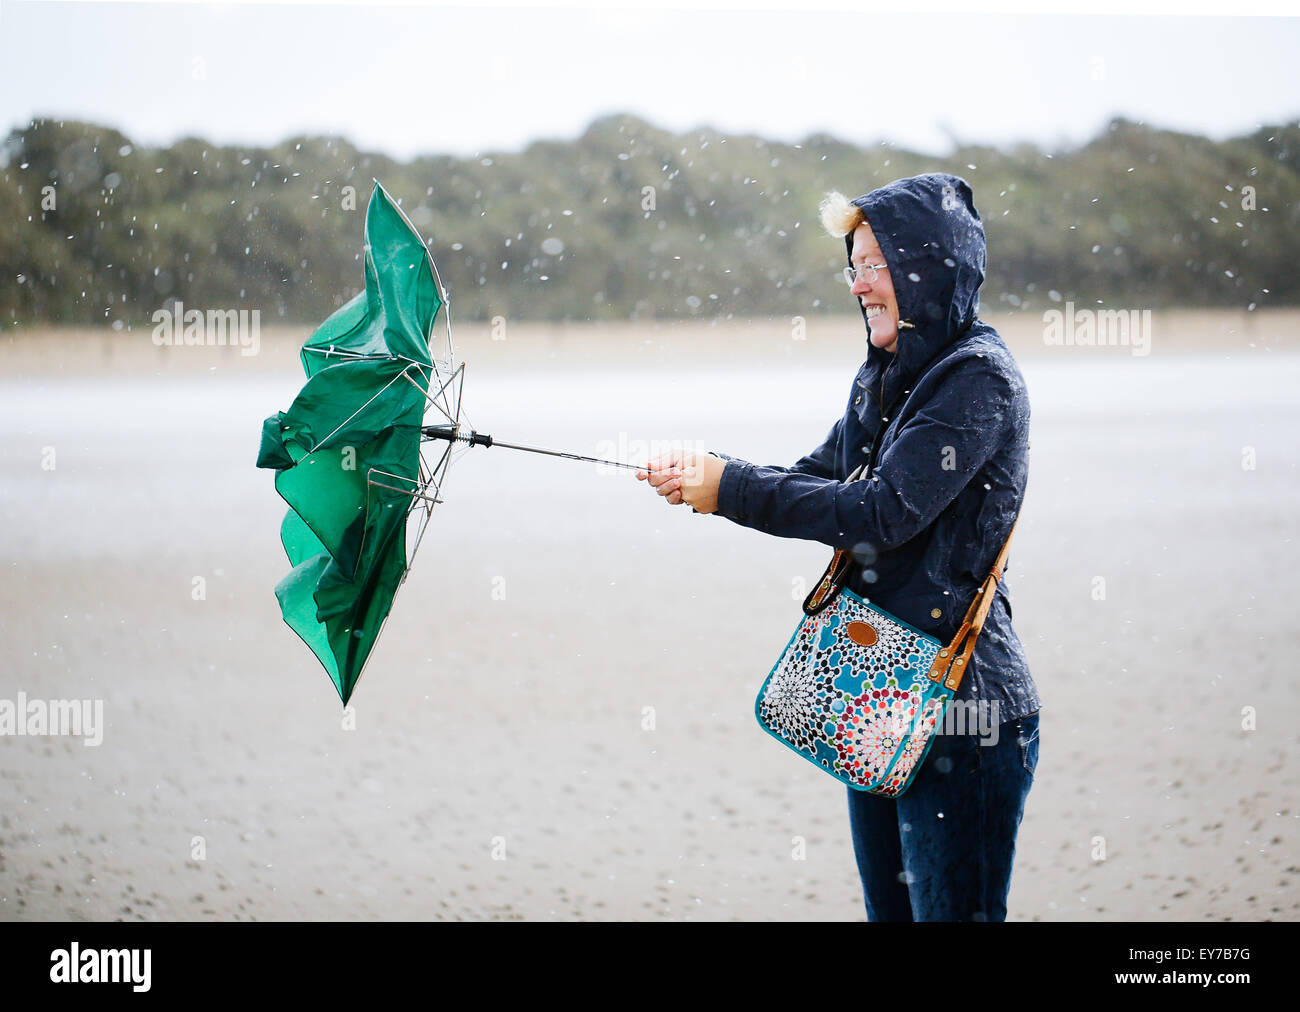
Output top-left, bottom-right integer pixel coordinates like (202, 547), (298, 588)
(846, 710), (1040, 922)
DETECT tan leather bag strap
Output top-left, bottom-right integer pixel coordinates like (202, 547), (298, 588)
(925, 517), (1019, 692)
(803, 546), (854, 614)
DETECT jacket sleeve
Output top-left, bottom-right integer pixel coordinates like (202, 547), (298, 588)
(713, 357), (1014, 551)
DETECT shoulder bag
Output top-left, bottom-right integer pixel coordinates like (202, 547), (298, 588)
(754, 462), (1019, 797)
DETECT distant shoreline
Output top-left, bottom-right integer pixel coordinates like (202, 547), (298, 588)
(1, 308), (1295, 376)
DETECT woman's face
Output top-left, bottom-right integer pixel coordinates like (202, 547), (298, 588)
(849, 221), (899, 354)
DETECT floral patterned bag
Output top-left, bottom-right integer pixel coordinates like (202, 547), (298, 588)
(754, 463), (1018, 797)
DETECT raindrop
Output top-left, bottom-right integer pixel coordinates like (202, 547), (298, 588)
(852, 542), (878, 565)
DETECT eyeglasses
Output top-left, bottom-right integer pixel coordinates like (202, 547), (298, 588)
(842, 263), (888, 287)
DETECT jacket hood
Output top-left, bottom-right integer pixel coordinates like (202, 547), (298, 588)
(846, 173), (987, 427)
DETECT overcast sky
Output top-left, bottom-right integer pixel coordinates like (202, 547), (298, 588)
(3, 1), (1298, 158)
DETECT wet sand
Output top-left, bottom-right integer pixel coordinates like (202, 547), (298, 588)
(1, 310), (1297, 920)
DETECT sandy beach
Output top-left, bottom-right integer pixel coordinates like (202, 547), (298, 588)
(1, 309), (1297, 921)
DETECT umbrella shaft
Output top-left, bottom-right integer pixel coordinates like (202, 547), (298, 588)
(422, 424), (651, 471)
(492, 438), (644, 471)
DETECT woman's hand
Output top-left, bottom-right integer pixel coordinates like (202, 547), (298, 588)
(636, 451), (727, 514)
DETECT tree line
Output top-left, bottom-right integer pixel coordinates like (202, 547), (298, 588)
(2, 113), (1296, 329)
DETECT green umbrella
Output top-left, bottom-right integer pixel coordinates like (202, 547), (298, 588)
(256, 181), (462, 705)
(258, 181), (664, 705)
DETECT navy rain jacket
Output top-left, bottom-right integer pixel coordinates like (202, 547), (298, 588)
(713, 173), (1040, 724)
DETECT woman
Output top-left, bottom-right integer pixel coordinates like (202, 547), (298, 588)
(636, 173), (1040, 922)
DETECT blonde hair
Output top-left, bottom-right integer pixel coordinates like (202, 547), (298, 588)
(819, 190), (865, 238)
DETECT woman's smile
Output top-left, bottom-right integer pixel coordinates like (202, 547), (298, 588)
(848, 221), (901, 353)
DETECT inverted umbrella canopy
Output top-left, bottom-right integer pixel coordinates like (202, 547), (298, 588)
(258, 182), (669, 706)
(256, 181), (460, 705)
